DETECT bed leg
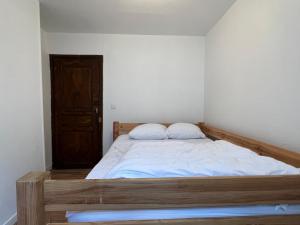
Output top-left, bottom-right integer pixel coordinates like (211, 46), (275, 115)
(16, 171), (50, 225)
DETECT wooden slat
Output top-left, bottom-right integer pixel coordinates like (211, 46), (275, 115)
(45, 203), (213, 212)
(113, 121), (119, 141)
(46, 211), (67, 223)
(44, 175), (300, 207)
(17, 171), (50, 225)
(48, 215), (300, 225)
(50, 169), (91, 180)
(200, 124), (300, 167)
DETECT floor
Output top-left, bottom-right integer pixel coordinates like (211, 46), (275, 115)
(50, 169), (91, 179)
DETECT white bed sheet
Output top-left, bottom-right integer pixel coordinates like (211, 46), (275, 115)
(68, 135), (300, 222)
(86, 135), (213, 179)
(67, 205), (300, 222)
(87, 135), (299, 179)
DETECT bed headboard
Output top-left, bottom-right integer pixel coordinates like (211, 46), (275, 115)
(112, 121), (300, 167)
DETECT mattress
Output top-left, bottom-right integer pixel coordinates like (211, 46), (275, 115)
(67, 135), (300, 222)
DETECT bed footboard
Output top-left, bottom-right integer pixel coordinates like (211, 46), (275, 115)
(17, 172), (300, 225)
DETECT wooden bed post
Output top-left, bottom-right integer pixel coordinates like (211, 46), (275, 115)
(16, 171), (50, 225)
(113, 121), (120, 141)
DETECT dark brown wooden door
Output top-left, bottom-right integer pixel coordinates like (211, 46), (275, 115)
(50, 55), (103, 169)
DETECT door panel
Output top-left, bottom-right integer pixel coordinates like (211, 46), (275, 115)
(59, 132), (92, 166)
(51, 55), (103, 169)
(61, 67), (92, 109)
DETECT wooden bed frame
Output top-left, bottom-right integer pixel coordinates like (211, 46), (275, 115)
(17, 122), (300, 225)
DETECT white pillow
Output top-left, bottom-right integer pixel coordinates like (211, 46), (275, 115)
(129, 123), (167, 140)
(167, 123), (206, 140)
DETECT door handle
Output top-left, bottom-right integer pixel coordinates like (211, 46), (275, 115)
(95, 107), (102, 123)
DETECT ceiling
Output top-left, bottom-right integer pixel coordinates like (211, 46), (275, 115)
(40, 0), (236, 35)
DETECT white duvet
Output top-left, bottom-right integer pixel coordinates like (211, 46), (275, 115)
(105, 140), (299, 179)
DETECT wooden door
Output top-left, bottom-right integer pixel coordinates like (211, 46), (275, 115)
(50, 55), (103, 169)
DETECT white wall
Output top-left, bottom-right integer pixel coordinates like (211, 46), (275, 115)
(45, 33), (205, 154)
(205, 0), (300, 152)
(0, 0), (45, 224)
(41, 29), (52, 170)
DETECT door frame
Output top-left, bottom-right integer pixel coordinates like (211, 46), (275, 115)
(49, 54), (103, 169)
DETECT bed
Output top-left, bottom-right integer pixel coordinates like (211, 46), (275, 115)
(17, 122), (300, 225)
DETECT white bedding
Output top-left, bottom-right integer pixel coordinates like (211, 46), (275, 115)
(88, 135), (299, 179)
(73, 136), (300, 223)
(87, 135), (213, 179)
(67, 204), (300, 222)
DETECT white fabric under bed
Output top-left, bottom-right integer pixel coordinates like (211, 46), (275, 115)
(67, 205), (300, 222)
(68, 135), (300, 222)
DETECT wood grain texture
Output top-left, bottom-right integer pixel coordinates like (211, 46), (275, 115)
(16, 172), (50, 225)
(48, 215), (300, 225)
(113, 122), (300, 167)
(45, 203), (217, 212)
(50, 169), (91, 180)
(18, 172), (300, 224)
(46, 211), (67, 223)
(113, 121), (120, 141)
(44, 175), (300, 206)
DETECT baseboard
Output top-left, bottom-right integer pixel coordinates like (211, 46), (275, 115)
(2, 213), (17, 225)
